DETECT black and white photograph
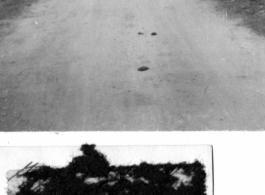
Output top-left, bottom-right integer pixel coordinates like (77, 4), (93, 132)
(2, 144), (213, 195)
(1, 0), (265, 130)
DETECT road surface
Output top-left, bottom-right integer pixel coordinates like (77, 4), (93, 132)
(1, 0), (265, 130)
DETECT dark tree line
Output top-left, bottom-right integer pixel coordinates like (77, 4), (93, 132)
(13, 144), (207, 195)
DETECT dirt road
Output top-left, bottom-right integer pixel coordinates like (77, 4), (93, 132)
(1, 0), (265, 130)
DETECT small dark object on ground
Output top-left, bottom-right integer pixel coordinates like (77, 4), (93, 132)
(138, 66), (149, 71)
(151, 32), (157, 36)
(138, 32), (144, 35)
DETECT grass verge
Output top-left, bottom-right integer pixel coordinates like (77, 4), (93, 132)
(0, 0), (38, 20)
(213, 0), (265, 36)
(0, 0), (38, 36)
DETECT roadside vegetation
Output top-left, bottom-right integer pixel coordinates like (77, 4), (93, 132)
(0, 0), (38, 20)
(0, 0), (38, 36)
(10, 144), (207, 195)
(213, 0), (265, 36)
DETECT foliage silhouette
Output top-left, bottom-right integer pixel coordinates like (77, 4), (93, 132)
(13, 144), (207, 195)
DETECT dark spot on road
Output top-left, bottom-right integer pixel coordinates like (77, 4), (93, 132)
(138, 66), (149, 71)
(177, 89), (186, 93)
(236, 75), (247, 79)
(151, 32), (157, 36)
(138, 32), (144, 35)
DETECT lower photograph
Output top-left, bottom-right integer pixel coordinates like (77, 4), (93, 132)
(4, 144), (213, 195)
